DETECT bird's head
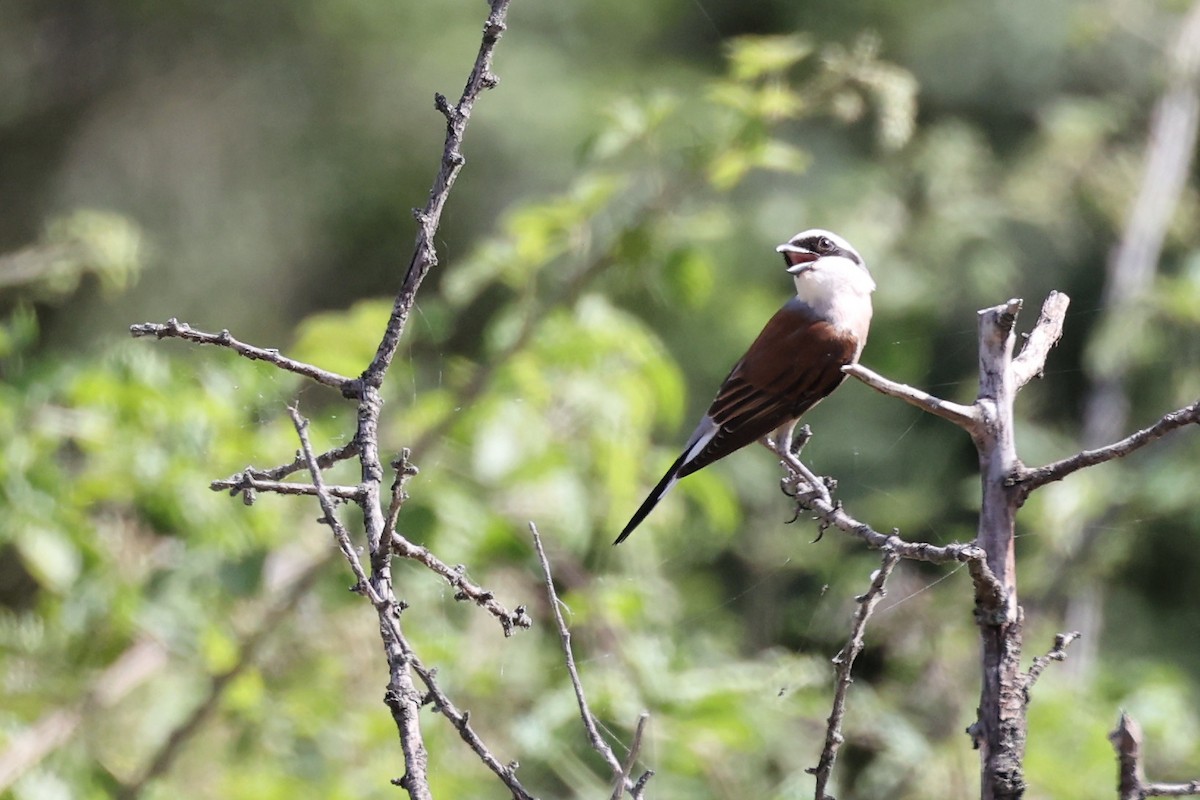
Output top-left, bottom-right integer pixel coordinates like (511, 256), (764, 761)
(776, 229), (875, 302)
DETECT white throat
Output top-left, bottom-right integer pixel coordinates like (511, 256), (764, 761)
(792, 255), (875, 347)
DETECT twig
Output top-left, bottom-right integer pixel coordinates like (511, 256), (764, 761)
(1110, 712), (1200, 799)
(289, 406), (433, 800)
(384, 448), (420, 545)
(362, 0), (512, 387)
(808, 549), (900, 800)
(211, 474), (363, 501)
(531, 522), (619, 769)
(212, 442), (361, 493)
(530, 522), (654, 797)
(843, 363), (980, 432)
(129, 319), (354, 393)
(1011, 400), (1200, 498)
(292, 408), (533, 798)
(611, 712), (652, 800)
(407, 653), (536, 800)
(289, 409), (375, 596)
(1023, 631), (1081, 697)
(391, 533), (531, 636)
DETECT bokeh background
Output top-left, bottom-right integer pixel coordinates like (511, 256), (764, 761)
(3, 0), (1200, 798)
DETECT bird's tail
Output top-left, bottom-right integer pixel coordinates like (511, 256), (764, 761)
(613, 451), (689, 545)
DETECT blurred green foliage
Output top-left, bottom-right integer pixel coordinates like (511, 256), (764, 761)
(3, 1), (1200, 799)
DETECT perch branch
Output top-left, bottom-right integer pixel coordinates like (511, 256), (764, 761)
(531, 523), (654, 798)
(809, 549), (900, 800)
(129, 319), (354, 393)
(843, 363), (980, 431)
(782, 466), (992, 569)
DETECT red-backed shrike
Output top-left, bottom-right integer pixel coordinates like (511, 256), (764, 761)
(615, 229), (874, 545)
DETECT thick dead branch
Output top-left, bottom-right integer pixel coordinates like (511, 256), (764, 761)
(1110, 712), (1200, 799)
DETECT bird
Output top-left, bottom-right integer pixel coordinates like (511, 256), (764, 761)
(614, 229), (874, 545)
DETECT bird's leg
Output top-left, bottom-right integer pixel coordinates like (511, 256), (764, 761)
(789, 424), (813, 457)
(766, 421), (832, 505)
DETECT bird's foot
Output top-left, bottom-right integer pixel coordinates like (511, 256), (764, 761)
(768, 432), (832, 505)
(779, 459), (833, 507)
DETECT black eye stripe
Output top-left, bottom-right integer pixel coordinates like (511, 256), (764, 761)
(794, 236), (837, 254)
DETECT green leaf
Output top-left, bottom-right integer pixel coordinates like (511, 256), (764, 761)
(725, 35), (815, 80)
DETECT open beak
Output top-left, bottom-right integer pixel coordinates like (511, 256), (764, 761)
(777, 243), (819, 274)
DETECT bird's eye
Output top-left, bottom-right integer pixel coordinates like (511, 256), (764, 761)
(817, 237), (835, 254)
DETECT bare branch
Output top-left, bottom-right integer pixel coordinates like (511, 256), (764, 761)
(1012, 291), (1071, 388)
(1023, 631), (1081, 696)
(1012, 400), (1200, 496)
(531, 522), (619, 770)
(530, 523), (653, 797)
(809, 550), (900, 800)
(391, 533), (531, 636)
(289, 407), (432, 799)
(611, 712), (652, 800)
(1112, 712), (1145, 800)
(289, 408), (376, 598)
(129, 319), (354, 393)
(131, 2), (533, 795)
(384, 448), (420, 546)
(210, 473), (363, 502)
(1110, 712), (1200, 799)
(843, 363), (980, 432)
(407, 654), (536, 800)
(782, 468), (988, 567)
(362, 0), (513, 388)
(212, 442), (361, 494)
(1148, 782), (1200, 797)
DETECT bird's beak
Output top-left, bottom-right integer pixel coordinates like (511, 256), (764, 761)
(777, 243), (819, 274)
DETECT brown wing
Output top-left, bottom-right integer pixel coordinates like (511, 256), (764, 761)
(676, 298), (860, 478)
